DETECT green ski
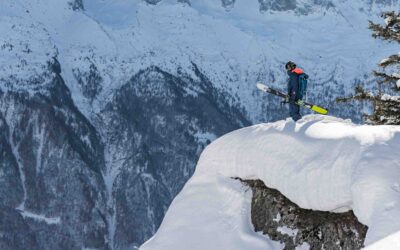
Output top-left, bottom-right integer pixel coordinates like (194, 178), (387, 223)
(256, 83), (328, 115)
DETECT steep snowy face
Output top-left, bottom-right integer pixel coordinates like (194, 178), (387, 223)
(141, 115), (400, 249)
(60, 0), (400, 123)
(147, 0), (398, 13)
(3, 0), (399, 121)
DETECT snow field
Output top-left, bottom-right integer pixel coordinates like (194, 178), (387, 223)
(365, 231), (400, 250)
(141, 115), (400, 249)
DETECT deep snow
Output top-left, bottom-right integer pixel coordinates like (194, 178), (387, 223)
(365, 231), (400, 250)
(141, 115), (400, 249)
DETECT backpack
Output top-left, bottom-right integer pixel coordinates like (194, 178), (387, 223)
(297, 73), (308, 100)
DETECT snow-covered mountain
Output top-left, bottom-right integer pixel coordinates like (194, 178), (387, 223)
(0, 0), (399, 249)
(2, 0), (399, 121)
(141, 115), (400, 249)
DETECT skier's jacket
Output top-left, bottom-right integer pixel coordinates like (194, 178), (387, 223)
(287, 68), (306, 101)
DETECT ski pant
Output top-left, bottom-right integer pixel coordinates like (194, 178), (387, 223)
(289, 103), (302, 122)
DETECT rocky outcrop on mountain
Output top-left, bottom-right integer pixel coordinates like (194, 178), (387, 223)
(178, 0), (191, 6)
(0, 57), (249, 249)
(240, 179), (368, 250)
(68, 0), (84, 11)
(0, 206), (40, 250)
(144, 0), (163, 5)
(97, 64), (250, 249)
(72, 62), (103, 102)
(258, 0), (297, 12)
(0, 59), (109, 250)
(222, 0), (236, 10)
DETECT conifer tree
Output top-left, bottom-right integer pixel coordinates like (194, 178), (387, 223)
(338, 12), (400, 125)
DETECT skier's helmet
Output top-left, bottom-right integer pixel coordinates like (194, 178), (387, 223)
(285, 61), (296, 71)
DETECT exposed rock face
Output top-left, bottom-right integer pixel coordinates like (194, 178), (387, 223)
(0, 60), (109, 250)
(240, 179), (368, 250)
(258, 0), (297, 12)
(97, 64), (249, 248)
(144, 0), (163, 5)
(68, 0), (84, 11)
(222, 0), (236, 10)
(0, 59), (249, 249)
(0, 206), (40, 250)
(177, 0), (191, 6)
(72, 62), (103, 101)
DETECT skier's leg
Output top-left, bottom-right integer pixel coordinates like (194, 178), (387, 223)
(289, 103), (295, 120)
(289, 103), (302, 121)
(294, 104), (302, 121)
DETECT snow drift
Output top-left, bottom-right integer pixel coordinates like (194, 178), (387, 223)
(365, 231), (400, 250)
(141, 115), (400, 249)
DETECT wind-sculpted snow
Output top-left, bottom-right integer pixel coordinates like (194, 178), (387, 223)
(141, 115), (400, 249)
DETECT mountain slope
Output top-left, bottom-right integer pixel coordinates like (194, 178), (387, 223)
(2, 0), (399, 122)
(0, 60), (109, 249)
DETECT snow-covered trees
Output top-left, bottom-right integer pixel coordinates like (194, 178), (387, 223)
(339, 12), (400, 125)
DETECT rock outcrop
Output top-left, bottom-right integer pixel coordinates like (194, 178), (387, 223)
(241, 179), (368, 250)
(0, 60), (249, 249)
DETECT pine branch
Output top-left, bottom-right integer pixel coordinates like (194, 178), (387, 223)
(366, 95), (400, 125)
(336, 86), (375, 103)
(369, 11), (400, 42)
(382, 11), (400, 27)
(379, 54), (400, 67)
(373, 70), (400, 85)
(339, 11), (400, 125)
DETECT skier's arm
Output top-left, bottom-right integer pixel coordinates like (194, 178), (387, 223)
(288, 73), (298, 101)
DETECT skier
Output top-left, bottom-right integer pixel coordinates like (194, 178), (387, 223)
(284, 61), (308, 121)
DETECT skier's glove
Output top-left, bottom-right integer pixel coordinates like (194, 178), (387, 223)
(284, 96), (289, 103)
(296, 99), (305, 106)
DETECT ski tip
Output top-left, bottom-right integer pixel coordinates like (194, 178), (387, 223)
(311, 105), (328, 115)
(256, 82), (266, 90)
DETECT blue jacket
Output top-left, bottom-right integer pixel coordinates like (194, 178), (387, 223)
(287, 68), (304, 101)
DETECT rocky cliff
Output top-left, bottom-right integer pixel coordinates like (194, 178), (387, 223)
(0, 59), (248, 249)
(241, 179), (368, 250)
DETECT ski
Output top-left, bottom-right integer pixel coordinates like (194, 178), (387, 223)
(256, 83), (328, 115)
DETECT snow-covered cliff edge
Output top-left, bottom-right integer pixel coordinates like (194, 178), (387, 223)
(141, 115), (400, 249)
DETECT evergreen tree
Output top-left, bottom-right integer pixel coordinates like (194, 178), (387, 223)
(338, 11), (400, 125)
